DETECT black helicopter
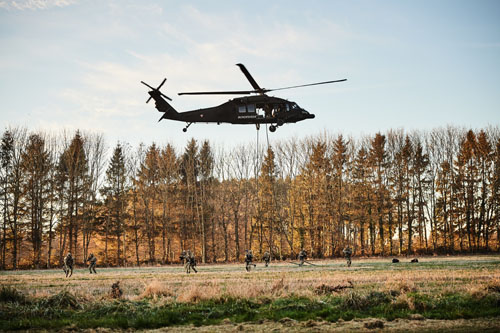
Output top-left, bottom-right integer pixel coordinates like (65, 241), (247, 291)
(141, 64), (346, 132)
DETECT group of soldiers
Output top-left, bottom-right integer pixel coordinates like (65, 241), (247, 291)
(62, 246), (354, 276)
(62, 252), (98, 277)
(242, 246), (353, 271)
(297, 247), (351, 267)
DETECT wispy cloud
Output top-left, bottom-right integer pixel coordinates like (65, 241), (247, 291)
(0, 0), (76, 11)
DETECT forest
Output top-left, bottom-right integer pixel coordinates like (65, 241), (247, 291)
(0, 125), (499, 269)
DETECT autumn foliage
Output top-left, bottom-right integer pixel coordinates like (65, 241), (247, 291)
(1, 126), (499, 269)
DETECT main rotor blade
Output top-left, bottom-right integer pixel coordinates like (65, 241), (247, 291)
(236, 63), (262, 91)
(267, 79), (347, 92)
(178, 90), (255, 96)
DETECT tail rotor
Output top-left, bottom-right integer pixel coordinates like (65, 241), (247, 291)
(141, 78), (172, 103)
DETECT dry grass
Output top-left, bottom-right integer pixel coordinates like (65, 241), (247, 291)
(1, 255), (499, 304)
(141, 280), (174, 299)
(177, 283), (222, 303)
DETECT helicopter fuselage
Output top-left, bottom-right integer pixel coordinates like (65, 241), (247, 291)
(158, 94), (315, 125)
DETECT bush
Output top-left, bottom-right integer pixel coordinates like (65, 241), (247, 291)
(39, 290), (81, 310)
(0, 286), (28, 304)
(342, 291), (392, 310)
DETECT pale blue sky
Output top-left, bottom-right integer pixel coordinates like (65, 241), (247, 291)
(1, 0), (499, 150)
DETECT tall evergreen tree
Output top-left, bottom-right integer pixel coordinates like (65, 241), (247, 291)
(369, 133), (388, 255)
(102, 143), (128, 265)
(20, 134), (51, 268)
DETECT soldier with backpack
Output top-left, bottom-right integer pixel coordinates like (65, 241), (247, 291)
(63, 252), (74, 278)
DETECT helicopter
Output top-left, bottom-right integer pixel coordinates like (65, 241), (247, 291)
(141, 64), (346, 133)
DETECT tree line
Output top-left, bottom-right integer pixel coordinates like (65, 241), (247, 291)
(1, 125), (499, 269)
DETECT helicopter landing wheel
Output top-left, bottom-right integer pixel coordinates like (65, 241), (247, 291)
(183, 122), (193, 132)
(269, 125), (277, 132)
(277, 119), (284, 126)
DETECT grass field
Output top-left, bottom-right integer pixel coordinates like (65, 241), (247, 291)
(1, 255), (500, 331)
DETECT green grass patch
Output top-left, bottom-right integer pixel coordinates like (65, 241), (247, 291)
(1, 288), (500, 330)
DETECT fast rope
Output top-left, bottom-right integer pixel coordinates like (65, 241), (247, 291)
(265, 123), (270, 150)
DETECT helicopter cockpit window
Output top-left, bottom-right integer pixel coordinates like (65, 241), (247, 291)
(238, 105), (246, 113)
(247, 104), (256, 113)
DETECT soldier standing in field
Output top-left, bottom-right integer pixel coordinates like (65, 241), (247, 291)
(87, 253), (97, 274)
(298, 249), (307, 266)
(262, 251), (271, 267)
(245, 250), (256, 271)
(63, 252), (74, 277)
(188, 252), (198, 273)
(343, 246), (353, 267)
(184, 250), (192, 273)
(179, 250), (187, 265)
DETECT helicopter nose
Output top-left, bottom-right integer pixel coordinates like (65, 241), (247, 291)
(309, 114), (315, 119)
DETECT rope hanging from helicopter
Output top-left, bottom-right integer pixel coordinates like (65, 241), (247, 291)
(255, 122), (271, 182)
(265, 123), (270, 151)
(254, 122), (271, 226)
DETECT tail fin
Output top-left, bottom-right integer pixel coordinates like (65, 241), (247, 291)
(148, 90), (178, 114)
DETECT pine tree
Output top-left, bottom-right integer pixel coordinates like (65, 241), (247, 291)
(20, 134), (51, 268)
(102, 143), (129, 265)
(369, 133), (388, 255)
